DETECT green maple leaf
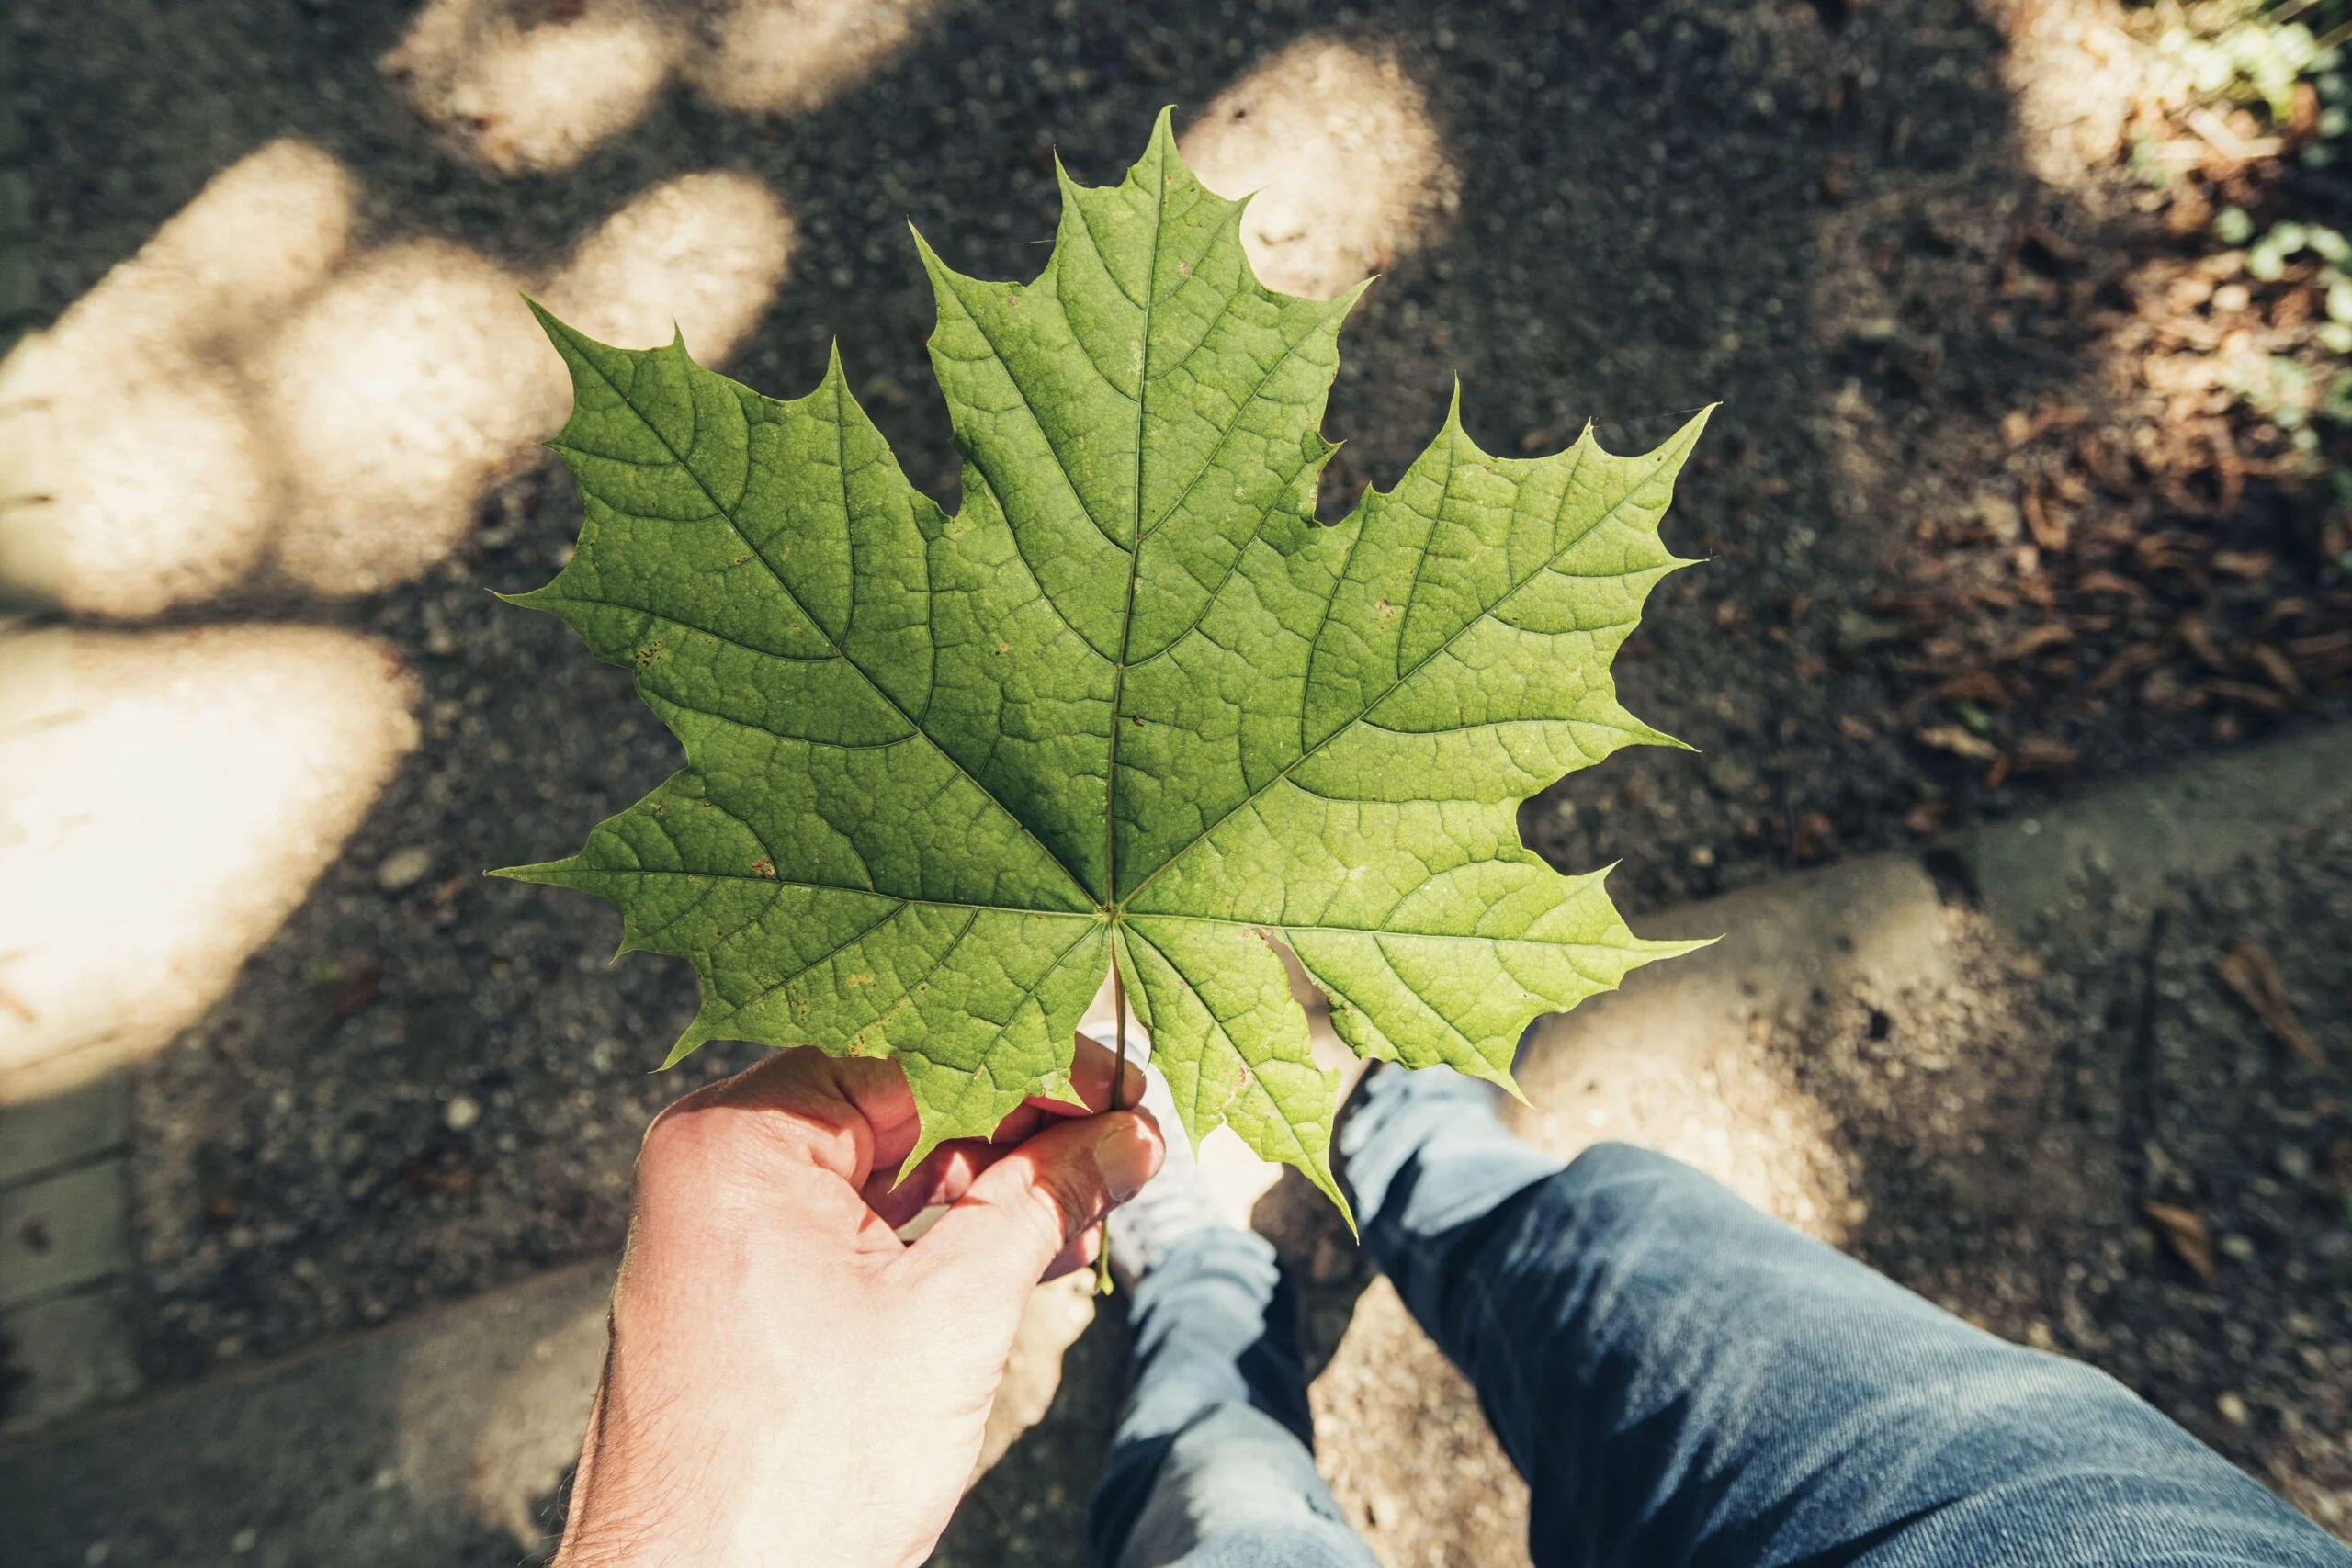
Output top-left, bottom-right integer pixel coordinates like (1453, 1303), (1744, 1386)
(498, 114), (1710, 1218)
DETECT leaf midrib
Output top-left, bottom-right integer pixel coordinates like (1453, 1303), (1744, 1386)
(1102, 132), (1170, 909)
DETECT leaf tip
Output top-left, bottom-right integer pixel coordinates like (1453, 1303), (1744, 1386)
(1661, 403), (1717, 464)
(1322, 1175), (1359, 1237)
(658, 1019), (715, 1073)
(521, 295), (581, 351)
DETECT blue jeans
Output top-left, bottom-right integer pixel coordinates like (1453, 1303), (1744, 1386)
(1087, 1066), (2351, 1568)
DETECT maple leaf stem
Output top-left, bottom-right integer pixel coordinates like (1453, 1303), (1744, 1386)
(1094, 955), (1127, 1297)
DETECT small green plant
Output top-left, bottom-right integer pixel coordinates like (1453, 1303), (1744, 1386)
(2136, 6), (2352, 452)
(2154, 7), (2335, 126)
(497, 117), (1707, 1226)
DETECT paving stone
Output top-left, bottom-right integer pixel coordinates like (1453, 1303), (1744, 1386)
(0, 1262), (614, 1567)
(0, 1284), (141, 1437)
(0, 1160), (127, 1310)
(0, 1076), (127, 1188)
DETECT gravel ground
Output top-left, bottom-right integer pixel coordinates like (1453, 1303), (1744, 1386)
(1851, 820), (2352, 1536)
(6, 0), (2351, 1559)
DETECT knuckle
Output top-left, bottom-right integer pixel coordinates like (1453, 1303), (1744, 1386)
(1018, 1156), (1098, 1247)
(634, 1099), (745, 1194)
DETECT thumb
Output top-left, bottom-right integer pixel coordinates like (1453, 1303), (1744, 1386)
(905, 1110), (1163, 1292)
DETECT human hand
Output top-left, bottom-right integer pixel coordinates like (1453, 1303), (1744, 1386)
(552, 1036), (1164, 1568)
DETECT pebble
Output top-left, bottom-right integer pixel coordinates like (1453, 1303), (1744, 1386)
(376, 846), (434, 891)
(444, 1093), (481, 1133)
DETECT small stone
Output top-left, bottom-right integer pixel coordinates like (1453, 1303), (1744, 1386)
(444, 1093), (481, 1132)
(1973, 490), (2023, 545)
(2219, 1233), (2256, 1262)
(231, 1528), (257, 1553)
(2217, 1391), (2249, 1425)
(84, 1544), (110, 1566)
(1705, 755), (1758, 795)
(2278, 1145), (2313, 1181)
(377, 846), (433, 891)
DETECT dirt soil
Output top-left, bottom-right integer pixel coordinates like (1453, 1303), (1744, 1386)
(7, 0), (2352, 1560)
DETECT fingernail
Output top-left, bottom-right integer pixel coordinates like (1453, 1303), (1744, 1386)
(1093, 1118), (1159, 1203)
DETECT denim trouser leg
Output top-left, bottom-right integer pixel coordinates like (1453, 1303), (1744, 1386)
(1087, 1225), (1377, 1568)
(1341, 1065), (2352, 1568)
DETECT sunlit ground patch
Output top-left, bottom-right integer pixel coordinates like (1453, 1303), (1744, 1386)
(382, 0), (939, 175)
(258, 240), (563, 597)
(1180, 37), (1461, 301)
(686, 0), (937, 118)
(265, 171), (790, 595)
(541, 169), (795, 354)
(1993, 0), (2162, 195)
(0, 141), (356, 617)
(381, 0), (686, 177)
(0, 626), (419, 1103)
(0, 143), (793, 611)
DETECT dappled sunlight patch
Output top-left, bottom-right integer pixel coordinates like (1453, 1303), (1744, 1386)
(41, 136), (358, 353)
(382, 0), (939, 175)
(1180, 37), (1460, 300)
(543, 169), (795, 354)
(0, 139), (797, 611)
(0, 626), (419, 1104)
(1, 366), (278, 618)
(1501, 866), (1957, 1247)
(1987, 0), (2167, 196)
(686, 0), (938, 118)
(0, 141), (356, 616)
(260, 241), (560, 596)
(265, 173), (791, 596)
(1513, 1016), (1857, 1242)
(381, 0), (688, 176)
